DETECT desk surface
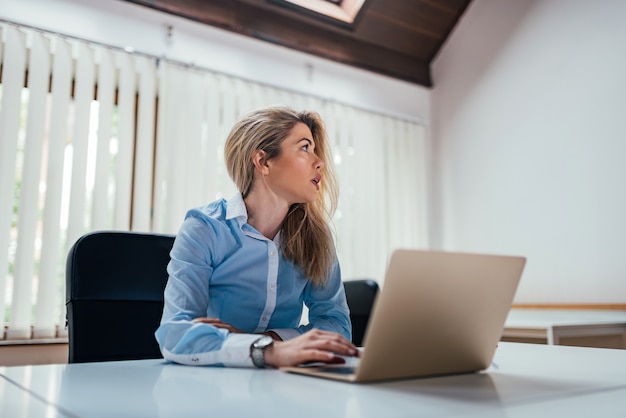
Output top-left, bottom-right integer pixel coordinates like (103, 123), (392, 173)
(2, 342), (626, 418)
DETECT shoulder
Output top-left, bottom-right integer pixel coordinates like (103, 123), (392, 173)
(173, 199), (239, 264)
(186, 199), (228, 224)
(176, 199), (233, 243)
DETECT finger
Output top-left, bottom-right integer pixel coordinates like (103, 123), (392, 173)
(211, 323), (232, 329)
(193, 318), (237, 331)
(306, 330), (354, 346)
(308, 337), (358, 357)
(209, 322), (239, 332)
(307, 330), (357, 349)
(325, 341), (358, 357)
(301, 350), (347, 365)
(325, 355), (347, 364)
(193, 317), (221, 324)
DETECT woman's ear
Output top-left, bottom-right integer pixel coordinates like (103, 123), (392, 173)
(252, 150), (270, 175)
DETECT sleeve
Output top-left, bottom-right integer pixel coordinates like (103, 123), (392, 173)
(298, 259), (352, 341)
(154, 215), (259, 367)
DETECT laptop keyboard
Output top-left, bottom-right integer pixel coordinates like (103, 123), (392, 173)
(318, 366), (356, 375)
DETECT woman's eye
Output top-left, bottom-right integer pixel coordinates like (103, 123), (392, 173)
(301, 144), (309, 152)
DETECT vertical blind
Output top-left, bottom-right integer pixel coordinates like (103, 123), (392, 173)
(0, 22), (427, 342)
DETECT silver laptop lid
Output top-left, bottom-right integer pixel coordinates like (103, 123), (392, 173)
(354, 250), (526, 382)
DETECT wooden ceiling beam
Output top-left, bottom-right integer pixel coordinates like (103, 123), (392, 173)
(120, 0), (470, 87)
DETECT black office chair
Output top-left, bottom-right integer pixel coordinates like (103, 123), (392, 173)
(65, 230), (175, 363)
(343, 279), (379, 346)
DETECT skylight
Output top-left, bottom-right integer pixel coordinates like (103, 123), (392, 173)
(274, 0), (367, 27)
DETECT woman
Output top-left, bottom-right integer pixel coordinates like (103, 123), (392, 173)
(155, 106), (358, 368)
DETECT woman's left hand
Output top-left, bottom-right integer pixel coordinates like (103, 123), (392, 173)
(193, 317), (282, 340)
(192, 317), (243, 334)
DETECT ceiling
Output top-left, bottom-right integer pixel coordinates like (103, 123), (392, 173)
(121, 0), (472, 88)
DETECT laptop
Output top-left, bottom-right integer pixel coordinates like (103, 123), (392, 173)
(281, 249), (526, 383)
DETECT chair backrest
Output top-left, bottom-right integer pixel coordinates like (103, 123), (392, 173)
(65, 231), (175, 363)
(343, 279), (379, 346)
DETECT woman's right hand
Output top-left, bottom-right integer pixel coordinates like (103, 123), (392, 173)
(264, 329), (358, 368)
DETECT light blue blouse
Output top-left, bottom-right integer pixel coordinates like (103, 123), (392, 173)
(155, 194), (351, 367)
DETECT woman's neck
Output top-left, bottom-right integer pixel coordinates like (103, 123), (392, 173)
(244, 191), (290, 240)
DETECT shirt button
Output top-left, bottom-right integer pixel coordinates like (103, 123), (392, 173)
(262, 316), (268, 321)
(270, 251), (275, 256)
(270, 284), (276, 290)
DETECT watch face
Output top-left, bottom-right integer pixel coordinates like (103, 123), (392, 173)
(253, 335), (274, 349)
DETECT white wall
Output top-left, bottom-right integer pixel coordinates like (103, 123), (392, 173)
(0, 0), (429, 123)
(432, 0), (626, 303)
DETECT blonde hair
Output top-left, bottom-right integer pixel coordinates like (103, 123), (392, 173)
(224, 107), (338, 286)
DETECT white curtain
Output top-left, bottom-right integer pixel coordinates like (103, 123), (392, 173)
(0, 26), (30, 339)
(0, 23), (427, 341)
(0, 24), (159, 340)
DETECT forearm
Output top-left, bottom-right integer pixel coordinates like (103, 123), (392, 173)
(155, 321), (259, 366)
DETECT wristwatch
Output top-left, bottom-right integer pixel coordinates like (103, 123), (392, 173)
(250, 335), (274, 368)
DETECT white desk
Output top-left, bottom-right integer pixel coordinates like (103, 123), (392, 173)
(503, 309), (626, 348)
(0, 343), (626, 418)
(2, 342), (626, 417)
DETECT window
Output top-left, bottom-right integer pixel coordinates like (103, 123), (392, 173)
(273, 0), (368, 28)
(1, 21), (427, 343)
